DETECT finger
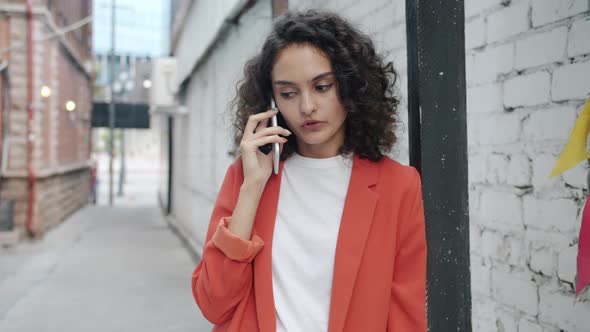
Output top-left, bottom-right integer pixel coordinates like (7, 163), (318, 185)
(244, 109), (279, 136)
(252, 126), (291, 139)
(250, 135), (288, 148)
(254, 117), (269, 134)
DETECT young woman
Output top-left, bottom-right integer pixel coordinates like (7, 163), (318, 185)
(192, 10), (426, 332)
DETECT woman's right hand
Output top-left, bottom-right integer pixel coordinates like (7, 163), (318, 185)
(239, 109), (291, 187)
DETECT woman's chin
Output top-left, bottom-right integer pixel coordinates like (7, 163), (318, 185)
(298, 137), (327, 146)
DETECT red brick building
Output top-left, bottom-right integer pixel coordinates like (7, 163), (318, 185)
(0, 0), (93, 242)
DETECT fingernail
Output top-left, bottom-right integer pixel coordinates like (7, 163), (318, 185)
(281, 138), (288, 143)
(285, 129), (292, 136)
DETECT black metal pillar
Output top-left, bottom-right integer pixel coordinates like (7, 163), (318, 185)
(405, 0), (421, 171)
(405, 1), (471, 331)
(167, 116), (173, 215)
(108, 0), (116, 206)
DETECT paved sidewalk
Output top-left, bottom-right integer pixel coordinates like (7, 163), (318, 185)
(0, 205), (213, 332)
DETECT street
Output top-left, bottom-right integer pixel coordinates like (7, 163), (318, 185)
(0, 154), (213, 331)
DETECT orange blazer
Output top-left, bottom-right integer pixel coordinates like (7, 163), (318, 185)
(192, 154), (427, 331)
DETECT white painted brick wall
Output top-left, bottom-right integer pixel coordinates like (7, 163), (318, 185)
(465, 0), (504, 19)
(373, 23), (406, 54)
(478, 190), (524, 231)
(487, 2), (530, 43)
(468, 153), (487, 183)
(496, 309), (519, 332)
(462, 0), (587, 329)
(471, 258), (492, 297)
(531, 0), (589, 27)
(574, 299), (590, 331)
(557, 245), (578, 284)
(481, 230), (508, 261)
(523, 197), (579, 233)
(507, 153), (531, 187)
(531, 153), (563, 190)
(467, 83), (503, 113)
(357, 1), (398, 35)
(518, 319), (543, 332)
(525, 229), (571, 254)
(469, 112), (521, 146)
(481, 150), (532, 188)
(487, 153), (512, 184)
(467, 43), (514, 85)
(539, 286), (576, 331)
(522, 106), (577, 142)
(174, 0), (590, 330)
(466, 16), (486, 49)
(562, 159), (589, 189)
(504, 71), (551, 107)
(529, 246), (555, 275)
(473, 298), (499, 332)
(552, 60), (590, 101)
(492, 269), (539, 315)
(515, 27), (567, 69)
(568, 18), (590, 58)
(481, 230), (526, 266)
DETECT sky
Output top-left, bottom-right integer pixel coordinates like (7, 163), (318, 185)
(93, 0), (171, 57)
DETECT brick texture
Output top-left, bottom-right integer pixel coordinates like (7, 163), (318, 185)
(552, 60), (590, 101)
(515, 27), (567, 69)
(487, 2), (530, 43)
(1, 5), (93, 239)
(504, 71), (551, 107)
(568, 18), (590, 57)
(463, 0), (589, 327)
(531, 0), (589, 27)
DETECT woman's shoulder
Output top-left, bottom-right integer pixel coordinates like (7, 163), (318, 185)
(378, 156), (420, 179)
(375, 156), (421, 192)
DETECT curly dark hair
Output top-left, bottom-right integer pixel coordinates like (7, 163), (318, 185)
(231, 10), (400, 162)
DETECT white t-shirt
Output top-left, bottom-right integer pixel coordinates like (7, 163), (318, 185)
(272, 152), (353, 332)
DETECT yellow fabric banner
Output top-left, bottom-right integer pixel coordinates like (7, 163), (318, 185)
(550, 99), (590, 178)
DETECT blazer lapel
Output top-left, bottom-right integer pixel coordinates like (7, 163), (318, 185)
(253, 161), (284, 332)
(328, 155), (380, 332)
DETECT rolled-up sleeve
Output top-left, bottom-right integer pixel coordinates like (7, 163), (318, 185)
(192, 161), (263, 325)
(211, 217), (264, 263)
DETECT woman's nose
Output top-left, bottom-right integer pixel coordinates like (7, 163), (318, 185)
(300, 91), (317, 115)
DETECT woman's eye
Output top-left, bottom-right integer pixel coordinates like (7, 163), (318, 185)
(316, 84), (333, 92)
(280, 92), (296, 99)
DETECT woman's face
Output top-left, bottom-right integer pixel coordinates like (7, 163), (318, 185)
(271, 43), (347, 158)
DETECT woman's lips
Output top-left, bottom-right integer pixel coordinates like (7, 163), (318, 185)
(302, 121), (325, 130)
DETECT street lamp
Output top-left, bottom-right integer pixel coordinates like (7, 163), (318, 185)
(40, 85), (51, 98)
(142, 79), (152, 89)
(112, 69), (134, 197)
(65, 100), (76, 112)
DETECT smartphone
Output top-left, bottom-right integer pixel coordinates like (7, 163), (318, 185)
(271, 98), (280, 175)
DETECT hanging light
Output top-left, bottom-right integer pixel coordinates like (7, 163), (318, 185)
(41, 85), (51, 98)
(65, 100), (76, 112)
(142, 79), (152, 89)
(113, 81), (122, 94)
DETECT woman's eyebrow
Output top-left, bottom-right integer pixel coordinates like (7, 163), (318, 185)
(273, 72), (334, 86)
